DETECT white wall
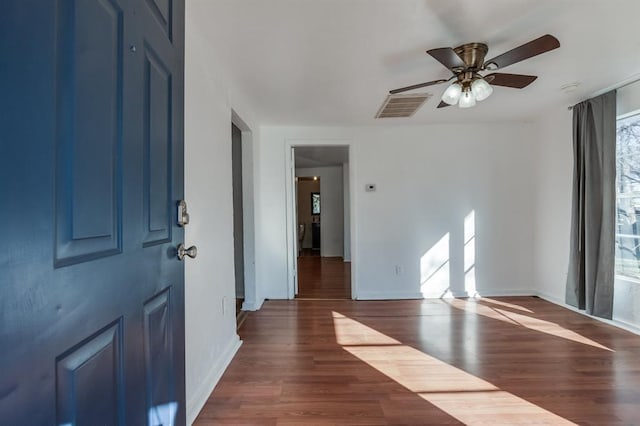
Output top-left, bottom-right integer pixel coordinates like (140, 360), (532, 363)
(532, 110), (573, 302)
(256, 124), (538, 301)
(184, 3), (260, 423)
(296, 166), (344, 257)
(532, 92), (640, 334)
(343, 162), (351, 261)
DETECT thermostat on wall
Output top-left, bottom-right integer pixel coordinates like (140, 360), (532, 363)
(365, 184), (376, 192)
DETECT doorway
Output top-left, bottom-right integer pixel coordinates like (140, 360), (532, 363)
(231, 123), (244, 316)
(292, 146), (351, 299)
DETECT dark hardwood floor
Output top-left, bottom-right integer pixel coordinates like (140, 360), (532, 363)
(296, 253), (351, 299)
(194, 297), (640, 425)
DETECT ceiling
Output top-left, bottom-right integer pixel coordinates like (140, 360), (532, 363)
(190, 0), (640, 125)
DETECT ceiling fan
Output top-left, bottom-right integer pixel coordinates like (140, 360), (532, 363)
(389, 34), (560, 109)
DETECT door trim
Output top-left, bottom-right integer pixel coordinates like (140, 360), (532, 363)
(231, 110), (257, 311)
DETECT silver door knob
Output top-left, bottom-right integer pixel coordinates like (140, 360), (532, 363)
(177, 243), (197, 260)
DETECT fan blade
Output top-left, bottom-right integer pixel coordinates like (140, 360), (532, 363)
(437, 101), (451, 108)
(485, 73), (538, 88)
(483, 34), (559, 70)
(427, 48), (466, 71)
(390, 79), (448, 94)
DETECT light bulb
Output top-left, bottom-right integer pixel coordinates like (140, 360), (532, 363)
(471, 78), (493, 101)
(441, 83), (462, 105)
(458, 89), (476, 108)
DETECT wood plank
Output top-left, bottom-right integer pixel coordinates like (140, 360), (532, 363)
(297, 254), (351, 299)
(194, 297), (640, 425)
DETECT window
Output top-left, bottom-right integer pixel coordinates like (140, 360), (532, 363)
(615, 112), (640, 279)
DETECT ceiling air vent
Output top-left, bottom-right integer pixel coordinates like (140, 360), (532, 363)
(375, 93), (431, 118)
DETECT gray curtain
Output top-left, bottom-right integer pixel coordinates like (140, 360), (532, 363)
(566, 90), (616, 319)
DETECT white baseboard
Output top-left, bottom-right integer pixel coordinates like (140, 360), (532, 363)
(611, 317), (640, 336)
(535, 290), (564, 305)
(356, 291), (423, 300)
(241, 297), (264, 311)
(356, 289), (535, 301)
(536, 291), (640, 336)
(186, 336), (242, 425)
(475, 288), (535, 297)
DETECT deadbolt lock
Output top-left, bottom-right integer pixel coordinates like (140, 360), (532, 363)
(177, 200), (190, 226)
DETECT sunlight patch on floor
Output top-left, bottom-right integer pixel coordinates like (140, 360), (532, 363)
(422, 390), (574, 425)
(478, 297), (534, 313)
(334, 311), (576, 425)
(343, 345), (497, 393)
(445, 299), (613, 352)
(445, 298), (520, 325)
(332, 311), (400, 346)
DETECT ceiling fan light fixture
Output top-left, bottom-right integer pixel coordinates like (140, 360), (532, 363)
(441, 82), (462, 105)
(458, 89), (476, 108)
(388, 34), (559, 112)
(471, 78), (493, 101)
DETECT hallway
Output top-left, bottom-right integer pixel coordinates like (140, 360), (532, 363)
(194, 297), (640, 425)
(296, 253), (351, 299)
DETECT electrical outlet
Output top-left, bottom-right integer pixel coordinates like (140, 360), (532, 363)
(395, 265), (402, 275)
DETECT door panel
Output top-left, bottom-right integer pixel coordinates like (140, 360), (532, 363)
(0, 0), (185, 424)
(143, 288), (175, 419)
(56, 320), (124, 426)
(145, 0), (173, 41)
(143, 46), (173, 246)
(55, 0), (124, 266)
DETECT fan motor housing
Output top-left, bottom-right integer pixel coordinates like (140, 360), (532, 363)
(453, 43), (488, 71)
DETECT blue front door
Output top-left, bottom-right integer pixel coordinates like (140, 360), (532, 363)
(0, 0), (186, 424)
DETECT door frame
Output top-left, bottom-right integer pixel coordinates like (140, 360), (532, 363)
(231, 110), (257, 311)
(284, 138), (356, 299)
